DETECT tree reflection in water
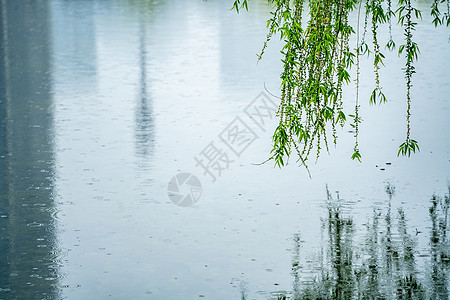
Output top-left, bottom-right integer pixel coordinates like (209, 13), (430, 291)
(267, 185), (449, 300)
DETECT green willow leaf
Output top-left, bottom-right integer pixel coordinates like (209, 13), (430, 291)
(230, 0), (444, 173)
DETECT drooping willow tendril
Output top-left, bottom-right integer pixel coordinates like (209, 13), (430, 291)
(369, 0), (387, 105)
(386, 0), (396, 50)
(231, 0), (449, 172)
(352, 0), (363, 163)
(431, 0), (450, 27)
(397, 0), (421, 156)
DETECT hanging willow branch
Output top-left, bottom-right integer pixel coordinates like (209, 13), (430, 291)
(232, 0), (449, 171)
(352, 0), (364, 163)
(252, 0), (358, 171)
(369, 0), (387, 105)
(397, 0), (421, 156)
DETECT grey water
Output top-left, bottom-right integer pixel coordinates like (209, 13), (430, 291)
(0, 0), (449, 299)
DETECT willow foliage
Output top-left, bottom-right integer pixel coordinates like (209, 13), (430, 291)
(233, 0), (449, 174)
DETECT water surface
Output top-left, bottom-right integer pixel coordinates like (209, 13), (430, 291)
(0, 0), (449, 299)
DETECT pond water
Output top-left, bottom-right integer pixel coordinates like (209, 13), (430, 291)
(0, 0), (449, 299)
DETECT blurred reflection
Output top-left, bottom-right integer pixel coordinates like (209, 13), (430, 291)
(0, 1), (58, 298)
(134, 3), (154, 162)
(264, 185), (449, 299)
(52, 0), (97, 93)
(429, 190), (450, 299)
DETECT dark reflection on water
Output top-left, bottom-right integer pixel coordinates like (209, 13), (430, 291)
(429, 192), (450, 299)
(135, 6), (154, 161)
(0, 1), (59, 299)
(266, 185), (450, 300)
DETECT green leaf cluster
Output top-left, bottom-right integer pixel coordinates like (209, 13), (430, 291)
(233, 0), (449, 171)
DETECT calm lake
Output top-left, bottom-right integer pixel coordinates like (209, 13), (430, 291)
(1, 0), (449, 299)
